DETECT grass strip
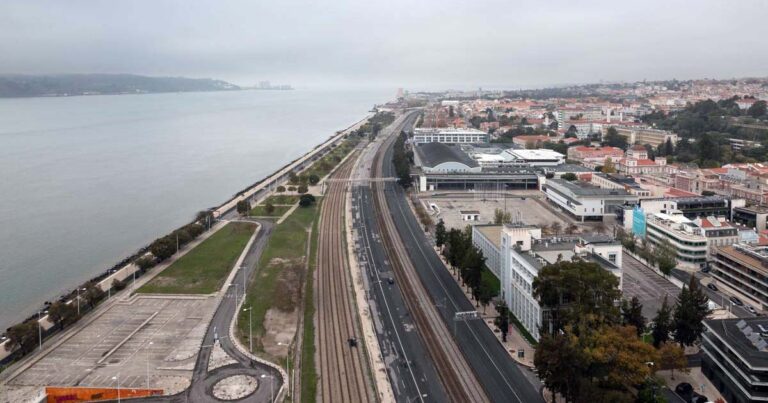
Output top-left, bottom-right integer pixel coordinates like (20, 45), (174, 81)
(138, 222), (256, 294)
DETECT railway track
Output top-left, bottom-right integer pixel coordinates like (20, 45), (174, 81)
(369, 118), (489, 403)
(316, 151), (376, 403)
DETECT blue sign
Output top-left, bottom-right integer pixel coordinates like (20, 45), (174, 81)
(632, 206), (646, 238)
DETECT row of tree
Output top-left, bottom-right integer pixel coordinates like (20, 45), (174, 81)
(532, 258), (711, 402)
(392, 131), (413, 187)
(436, 223), (498, 313)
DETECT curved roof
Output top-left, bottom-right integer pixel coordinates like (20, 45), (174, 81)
(414, 142), (479, 169)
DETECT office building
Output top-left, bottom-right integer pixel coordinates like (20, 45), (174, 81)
(544, 179), (639, 221)
(711, 244), (768, 310)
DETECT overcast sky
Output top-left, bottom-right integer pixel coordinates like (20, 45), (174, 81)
(2, 0), (767, 90)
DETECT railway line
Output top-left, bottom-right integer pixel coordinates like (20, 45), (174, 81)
(316, 150), (376, 403)
(369, 114), (490, 403)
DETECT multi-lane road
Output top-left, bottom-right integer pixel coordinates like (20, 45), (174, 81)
(358, 111), (543, 402)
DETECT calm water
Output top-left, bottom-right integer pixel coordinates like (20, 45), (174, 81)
(0, 88), (391, 330)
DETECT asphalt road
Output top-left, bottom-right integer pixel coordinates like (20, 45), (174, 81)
(371, 117), (543, 402)
(132, 218), (282, 403)
(671, 269), (753, 318)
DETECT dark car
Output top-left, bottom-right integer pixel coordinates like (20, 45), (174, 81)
(675, 382), (693, 401)
(701, 266), (711, 273)
(387, 277), (395, 285)
(730, 296), (744, 306)
(707, 283), (718, 291)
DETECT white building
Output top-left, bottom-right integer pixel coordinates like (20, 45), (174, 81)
(646, 212), (709, 269)
(412, 127), (488, 144)
(544, 179), (639, 221)
(473, 224), (622, 341)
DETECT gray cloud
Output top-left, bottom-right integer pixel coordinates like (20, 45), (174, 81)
(2, 0), (766, 89)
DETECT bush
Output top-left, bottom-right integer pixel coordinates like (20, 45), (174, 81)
(135, 256), (156, 271)
(276, 185), (286, 193)
(308, 174), (320, 185)
(299, 194), (316, 207)
(150, 236), (176, 261)
(297, 184), (308, 194)
(265, 203), (275, 214)
(288, 186), (296, 192)
(112, 278), (127, 291)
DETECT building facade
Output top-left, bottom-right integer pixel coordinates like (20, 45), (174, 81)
(711, 244), (768, 310)
(412, 127), (489, 144)
(544, 179), (638, 221)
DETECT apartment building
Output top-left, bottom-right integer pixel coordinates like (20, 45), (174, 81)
(473, 223), (621, 341)
(702, 318), (768, 403)
(612, 125), (678, 148)
(646, 212), (709, 269)
(711, 244), (768, 310)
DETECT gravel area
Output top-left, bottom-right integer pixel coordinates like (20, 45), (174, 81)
(212, 375), (258, 400)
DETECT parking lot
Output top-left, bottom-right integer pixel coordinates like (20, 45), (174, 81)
(422, 191), (570, 231)
(622, 254), (681, 318)
(6, 295), (216, 393)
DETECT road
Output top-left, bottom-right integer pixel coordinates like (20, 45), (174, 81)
(351, 113), (449, 402)
(671, 269), (753, 318)
(370, 112), (543, 402)
(134, 218), (282, 403)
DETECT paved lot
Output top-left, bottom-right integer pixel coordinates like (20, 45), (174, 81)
(622, 254), (680, 319)
(424, 192), (568, 231)
(7, 295), (217, 392)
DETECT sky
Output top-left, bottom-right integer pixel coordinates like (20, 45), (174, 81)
(2, 0), (767, 90)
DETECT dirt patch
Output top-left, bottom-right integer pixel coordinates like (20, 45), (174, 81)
(262, 308), (298, 359)
(273, 261), (304, 312)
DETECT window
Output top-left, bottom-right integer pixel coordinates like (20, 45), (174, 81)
(608, 253), (617, 264)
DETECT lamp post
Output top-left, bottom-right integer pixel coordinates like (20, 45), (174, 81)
(76, 287), (87, 316)
(261, 374), (274, 402)
(146, 341), (153, 389)
(38, 310), (48, 351)
(243, 306), (252, 353)
(112, 374), (121, 403)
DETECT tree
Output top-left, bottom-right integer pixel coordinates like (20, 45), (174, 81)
(603, 127), (628, 149)
(5, 321), (37, 354)
(308, 174), (320, 186)
(673, 276), (711, 346)
(636, 376), (667, 403)
(565, 224), (578, 235)
(601, 157), (617, 173)
(652, 295), (673, 348)
(236, 200), (250, 216)
(83, 282), (105, 308)
(150, 236), (176, 261)
(493, 208), (511, 224)
(478, 281), (495, 313)
(276, 185), (286, 193)
(135, 256), (156, 271)
(47, 301), (77, 330)
(621, 296), (646, 337)
(435, 219), (447, 248)
(299, 194), (316, 207)
(748, 100), (767, 118)
(264, 203), (275, 214)
(534, 260), (621, 334)
(561, 172), (577, 181)
(550, 221), (562, 235)
(112, 278), (127, 291)
(656, 239), (677, 275)
(658, 342), (689, 380)
(297, 184), (308, 194)
(494, 302), (510, 342)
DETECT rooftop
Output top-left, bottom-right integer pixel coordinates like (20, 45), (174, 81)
(475, 225), (502, 250)
(414, 142), (480, 169)
(704, 318), (768, 369)
(548, 178), (633, 197)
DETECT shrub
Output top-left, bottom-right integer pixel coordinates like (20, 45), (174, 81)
(135, 256), (156, 271)
(308, 174), (320, 185)
(299, 194), (316, 207)
(297, 184), (308, 194)
(276, 185), (286, 193)
(112, 278), (127, 291)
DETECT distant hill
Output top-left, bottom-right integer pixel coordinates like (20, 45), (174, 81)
(0, 74), (241, 98)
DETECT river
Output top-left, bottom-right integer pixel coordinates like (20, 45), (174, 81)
(0, 88), (392, 330)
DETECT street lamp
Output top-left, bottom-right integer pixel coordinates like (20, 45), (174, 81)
(112, 374), (121, 403)
(146, 341), (153, 389)
(76, 287), (87, 316)
(260, 374), (274, 402)
(38, 310), (48, 351)
(243, 306), (252, 353)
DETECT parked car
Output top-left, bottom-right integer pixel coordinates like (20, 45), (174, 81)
(707, 283), (718, 291)
(701, 266), (711, 273)
(748, 306), (758, 315)
(730, 296), (744, 306)
(387, 277), (395, 285)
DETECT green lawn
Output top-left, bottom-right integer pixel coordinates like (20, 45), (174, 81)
(138, 222), (256, 294)
(481, 266), (501, 297)
(263, 195), (299, 205)
(291, 137), (359, 184)
(300, 204), (322, 403)
(249, 204), (292, 217)
(237, 199), (321, 359)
